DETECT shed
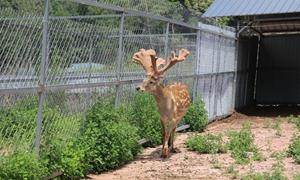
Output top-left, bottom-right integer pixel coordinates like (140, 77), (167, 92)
(203, 0), (300, 108)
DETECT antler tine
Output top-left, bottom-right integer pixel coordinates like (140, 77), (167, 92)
(132, 49), (157, 76)
(158, 48), (190, 75)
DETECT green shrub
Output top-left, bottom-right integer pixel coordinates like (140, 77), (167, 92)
(41, 139), (86, 179)
(0, 152), (48, 180)
(129, 93), (161, 147)
(227, 122), (258, 164)
(186, 134), (226, 154)
(183, 97), (208, 132)
(82, 100), (141, 172)
(288, 135), (300, 164)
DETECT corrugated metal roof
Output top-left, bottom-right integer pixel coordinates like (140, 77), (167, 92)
(203, 0), (300, 17)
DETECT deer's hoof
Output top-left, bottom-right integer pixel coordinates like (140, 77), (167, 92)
(161, 147), (169, 158)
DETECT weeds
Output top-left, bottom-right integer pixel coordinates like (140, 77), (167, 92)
(294, 174), (300, 180)
(186, 133), (227, 154)
(262, 117), (282, 136)
(286, 115), (300, 130)
(210, 155), (222, 169)
(273, 117), (282, 137)
(270, 151), (287, 159)
(241, 153), (287, 180)
(263, 118), (273, 129)
(226, 164), (239, 179)
(227, 122), (260, 164)
(288, 135), (300, 164)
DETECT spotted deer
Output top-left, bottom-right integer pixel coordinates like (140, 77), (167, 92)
(132, 48), (191, 158)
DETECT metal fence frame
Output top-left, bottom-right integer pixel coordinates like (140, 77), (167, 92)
(0, 0), (237, 157)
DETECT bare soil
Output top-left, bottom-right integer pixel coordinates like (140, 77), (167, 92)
(88, 108), (300, 180)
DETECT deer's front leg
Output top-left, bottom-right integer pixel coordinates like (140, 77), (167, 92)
(161, 120), (173, 158)
(168, 127), (176, 152)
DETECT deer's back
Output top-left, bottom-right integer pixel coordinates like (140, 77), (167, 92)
(165, 82), (190, 112)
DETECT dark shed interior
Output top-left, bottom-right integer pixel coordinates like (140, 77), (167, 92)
(203, 0), (300, 110)
(236, 16), (300, 109)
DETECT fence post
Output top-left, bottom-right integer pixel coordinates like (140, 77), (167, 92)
(164, 22), (170, 59)
(193, 30), (201, 100)
(34, 0), (49, 157)
(87, 36), (95, 107)
(114, 12), (125, 107)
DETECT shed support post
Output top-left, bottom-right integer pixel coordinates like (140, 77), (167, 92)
(231, 23), (240, 111)
(253, 35), (261, 102)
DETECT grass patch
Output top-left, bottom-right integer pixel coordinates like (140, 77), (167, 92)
(227, 122), (262, 164)
(294, 174), (300, 180)
(226, 164), (239, 179)
(288, 135), (300, 164)
(186, 133), (226, 154)
(286, 115), (300, 130)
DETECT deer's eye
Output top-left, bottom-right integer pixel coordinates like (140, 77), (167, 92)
(149, 81), (154, 84)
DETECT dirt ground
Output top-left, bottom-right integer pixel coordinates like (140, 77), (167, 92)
(88, 107), (300, 180)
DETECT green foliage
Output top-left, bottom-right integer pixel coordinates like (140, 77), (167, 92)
(183, 97), (208, 132)
(294, 174), (300, 180)
(41, 140), (87, 179)
(82, 100), (141, 172)
(288, 135), (300, 164)
(242, 150), (287, 180)
(226, 164), (239, 179)
(241, 171), (287, 180)
(227, 122), (259, 164)
(129, 93), (162, 147)
(0, 152), (48, 180)
(294, 117), (300, 130)
(184, 0), (213, 14)
(186, 134), (226, 154)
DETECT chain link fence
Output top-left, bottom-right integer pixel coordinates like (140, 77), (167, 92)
(0, 0), (236, 157)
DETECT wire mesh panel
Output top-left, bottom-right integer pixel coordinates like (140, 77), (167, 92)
(0, 17), (42, 90)
(0, 92), (38, 155)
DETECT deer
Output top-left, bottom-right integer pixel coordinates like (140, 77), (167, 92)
(132, 48), (191, 158)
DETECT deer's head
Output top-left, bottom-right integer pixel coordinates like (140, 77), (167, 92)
(132, 48), (190, 93)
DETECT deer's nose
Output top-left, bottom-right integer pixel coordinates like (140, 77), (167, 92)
(136, 87), (141, 91)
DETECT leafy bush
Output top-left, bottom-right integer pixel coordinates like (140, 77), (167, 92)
(183, 97), (208, 132)
(186, 134), (226, 154)
(82, 100), (141, 172)
(227, 122), (259, 164)
(129, 93), (161, 147)
(288, 135), (300, 164)
(0, 152), (48, 180)
(41, 139), (87, 179)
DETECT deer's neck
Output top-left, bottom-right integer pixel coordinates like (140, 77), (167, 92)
(152, 84), (165, 101)
(152, 84), (170, 114)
